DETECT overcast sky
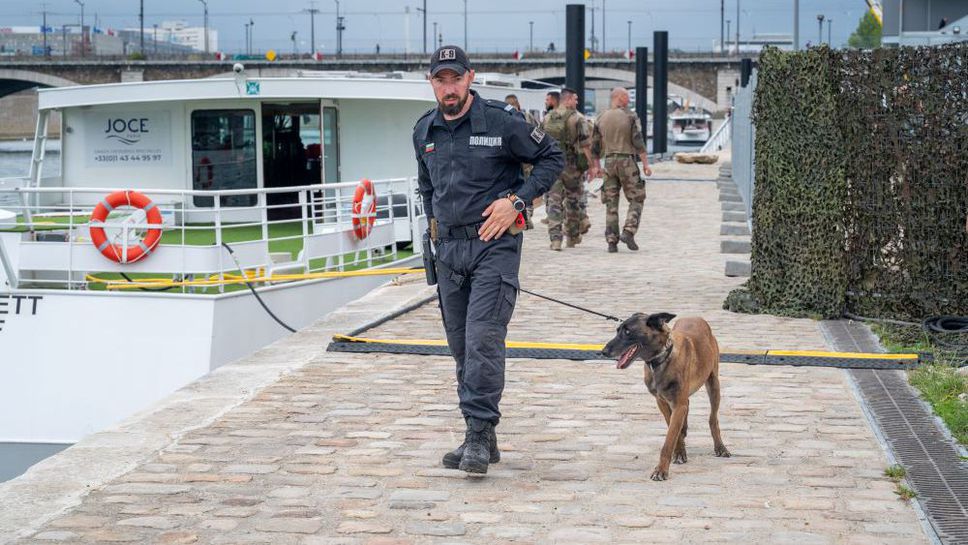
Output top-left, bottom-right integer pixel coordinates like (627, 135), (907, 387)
(2, 1), (871, 54)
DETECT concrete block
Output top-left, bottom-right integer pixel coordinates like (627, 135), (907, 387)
(721, 201), (745, 212)
(718, 193), (743, 203)
(721, 239), (751, 254)
(721, 223), (751, 236)
(722, 211), (747, 223)
(725, 260), (751, 277)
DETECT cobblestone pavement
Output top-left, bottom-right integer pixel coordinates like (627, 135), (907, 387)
(14, 180), (929, 545)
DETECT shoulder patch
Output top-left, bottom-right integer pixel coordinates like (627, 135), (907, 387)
(504, 104), (515, 112)
(530, 126), (545, 144)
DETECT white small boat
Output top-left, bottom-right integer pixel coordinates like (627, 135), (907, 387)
(668, 109), (712, 145)
(0, 69), (549, 447)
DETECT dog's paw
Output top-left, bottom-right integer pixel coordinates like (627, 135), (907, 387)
(673, 450), (687, 464)
(715, 444), (731, 458)
(650, 467), (669, 481)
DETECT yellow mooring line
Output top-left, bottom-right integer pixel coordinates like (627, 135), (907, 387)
(330, 335), (920, 361)
(86, 268), (424, 290)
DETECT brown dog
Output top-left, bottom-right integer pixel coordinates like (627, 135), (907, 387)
(602, 312), (730, 480)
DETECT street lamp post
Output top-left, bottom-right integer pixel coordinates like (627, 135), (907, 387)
(417, 0), (427, 54)
(334, 0), (345, 59)
(726, 20), (730, 53)
(793, 0), (799, 50)
(735, 0), (740, 55)
(817, 14), (824, 44)
(139, 0), (144, 56)
(463, 0), (468, 50)
(74, 0), (85, 58)
(305, 4), (318, 57)
(627, 20), (631, 58)
(198, 0), (209, 54)
(827, 18), (832, 46)
(529, 21), (534, 53)
(153, 23), (158, 54)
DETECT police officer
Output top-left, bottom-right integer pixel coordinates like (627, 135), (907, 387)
(592, 87), (652, 253)
(542, 88), (600, 250)
(413, 46), (564, 475)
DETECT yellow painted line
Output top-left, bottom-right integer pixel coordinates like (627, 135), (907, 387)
(332, 336), (920, 360)
(767, 350), (919, 360)
(332, 335), (606, 351)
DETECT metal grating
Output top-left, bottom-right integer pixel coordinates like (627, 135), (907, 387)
(824, 320), (968, 545)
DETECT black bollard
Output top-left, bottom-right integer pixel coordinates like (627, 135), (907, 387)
(740, 58), (753, 87)
(566, 4), (585, 113)
(635, 46), (649, 146)
(652, 31), (668, 155)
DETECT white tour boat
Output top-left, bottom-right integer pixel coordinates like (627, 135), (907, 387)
(0, 68), (549, 449)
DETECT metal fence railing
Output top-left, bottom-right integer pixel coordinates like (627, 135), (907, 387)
(730, 70), (757, 226)
(0, 177), (423, 293)
(699, 117), (732, 154)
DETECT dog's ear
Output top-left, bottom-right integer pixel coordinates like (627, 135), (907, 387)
(646, 312), (676, 330)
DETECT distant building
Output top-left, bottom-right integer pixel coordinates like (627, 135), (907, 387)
(122, 21), (218, 53)
(0, 25), (123, 57)
(713, 34), (794, 54)
(882, 0), (967, 46)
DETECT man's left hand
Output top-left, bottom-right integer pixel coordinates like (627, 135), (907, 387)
(479, 198), (518, 241)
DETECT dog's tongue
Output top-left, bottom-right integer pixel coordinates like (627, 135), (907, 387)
(617, 345), (638, 369)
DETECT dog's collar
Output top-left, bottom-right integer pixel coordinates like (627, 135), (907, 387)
(646, 339), (674, 370)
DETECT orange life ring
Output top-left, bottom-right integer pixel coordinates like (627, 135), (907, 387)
(351, 179), (377, 240)
(89, 190), (164, 263)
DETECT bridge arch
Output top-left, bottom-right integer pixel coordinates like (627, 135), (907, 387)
(515, 66), (718, 113)
(0, 69), (79, 99)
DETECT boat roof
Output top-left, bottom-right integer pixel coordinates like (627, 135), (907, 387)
(36, 71), (548, 111)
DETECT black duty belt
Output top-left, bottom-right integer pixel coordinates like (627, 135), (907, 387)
(604, 152), (636, 158)
(438, 221), (485, 240)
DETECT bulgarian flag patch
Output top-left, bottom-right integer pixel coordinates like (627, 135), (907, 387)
(424, 142), (435, 153)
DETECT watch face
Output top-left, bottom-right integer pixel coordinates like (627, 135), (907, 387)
(513, 198), (526, 212)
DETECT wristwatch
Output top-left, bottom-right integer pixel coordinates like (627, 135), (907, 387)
(507, 193), (526, 213)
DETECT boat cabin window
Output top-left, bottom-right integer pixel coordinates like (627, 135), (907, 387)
(191, 109), (257, 207)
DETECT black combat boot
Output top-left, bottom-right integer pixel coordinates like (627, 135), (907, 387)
(458, 417), (496, 474)
(620, 231), (639, 251)
(608, 242), (618, 253)
(442, 418), (499, 469)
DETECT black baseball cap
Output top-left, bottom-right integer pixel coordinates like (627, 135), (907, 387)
(430, 45), (471, 76)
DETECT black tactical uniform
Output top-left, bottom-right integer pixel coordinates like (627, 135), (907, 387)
(413, 48), (563, 474)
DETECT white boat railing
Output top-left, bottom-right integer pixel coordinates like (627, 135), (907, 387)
(0, 177), (424, 293)
(699, 118), (732, 153)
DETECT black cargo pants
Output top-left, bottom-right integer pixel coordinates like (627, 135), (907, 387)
(435, 227), (522, 425)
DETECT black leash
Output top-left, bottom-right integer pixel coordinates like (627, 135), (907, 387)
(519, 287), (621, 322)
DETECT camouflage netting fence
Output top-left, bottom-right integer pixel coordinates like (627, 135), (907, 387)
(728, 44), (968, 320)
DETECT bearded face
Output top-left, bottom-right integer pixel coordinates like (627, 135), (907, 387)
(431, 69), (474, 117)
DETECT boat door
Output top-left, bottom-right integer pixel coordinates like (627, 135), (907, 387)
(261, 102), (326, 220)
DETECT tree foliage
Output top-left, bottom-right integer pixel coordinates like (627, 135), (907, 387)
(848, 11), (882, 49)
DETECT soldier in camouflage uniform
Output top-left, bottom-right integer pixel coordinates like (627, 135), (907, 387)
(592, 87), (653, 253)
(541, 88), (601, 251)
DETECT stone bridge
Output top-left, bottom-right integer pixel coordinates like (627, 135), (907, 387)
(0, 55), (750, 138)
(0, 55), (748, 107)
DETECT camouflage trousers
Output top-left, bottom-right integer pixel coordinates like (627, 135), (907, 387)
(546, 165), (584, 242)
(602, 155), (646, 244)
